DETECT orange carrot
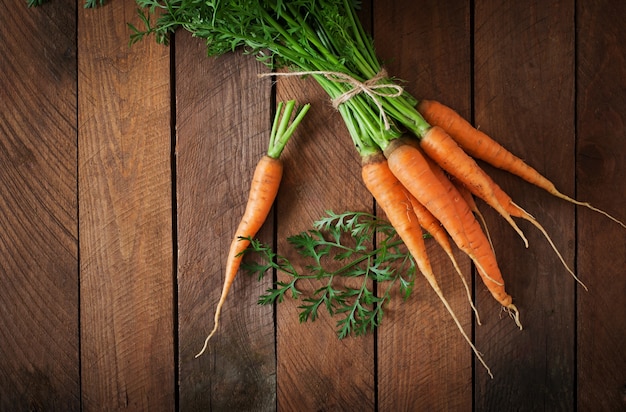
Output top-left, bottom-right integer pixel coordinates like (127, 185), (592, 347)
(418, 99), (626, 229)
(196, 155), (283, 358)
(451, 177), (496, 257)
(196, 101), (310, 358)
(419, 125), (530, 247)
(383, 139), (521, 327)
(361, 152), (492, 377)
(407, 192), (481, 324)
(426, 159), (522, 328)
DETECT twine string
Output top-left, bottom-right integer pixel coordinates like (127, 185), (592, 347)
(259, 69), (403, 130)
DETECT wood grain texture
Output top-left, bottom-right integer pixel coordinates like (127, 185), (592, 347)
(77, 3), (174, 410)
(474, 1), (576, 409)
(0, 1), (79, 410)
(175, 32), (276, 411)
(374, 1), (474, 409)
(577, 0), (626, 410)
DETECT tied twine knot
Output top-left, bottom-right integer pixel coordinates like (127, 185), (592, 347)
(259, 69), (403, 130)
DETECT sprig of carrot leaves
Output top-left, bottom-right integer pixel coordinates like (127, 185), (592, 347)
(242, 210), (417, 339)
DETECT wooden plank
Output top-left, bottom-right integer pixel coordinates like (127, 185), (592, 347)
(0, 1), (79, 410)
(473, 1), (576, 409)
(576, 0), (626, 410)
(77, 3), (175, 410)
(175, 32), (276, 410)
(374, 1), (474, 410)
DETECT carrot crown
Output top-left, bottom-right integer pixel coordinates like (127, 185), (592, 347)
(267, 100), (311, 160)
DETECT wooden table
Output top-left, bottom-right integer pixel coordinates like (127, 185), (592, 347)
(2, 0), (625, 410)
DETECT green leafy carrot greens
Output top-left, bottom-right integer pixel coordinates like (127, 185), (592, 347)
(242, 211), (418, 340)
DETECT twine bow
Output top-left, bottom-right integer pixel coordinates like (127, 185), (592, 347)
(259, 69), (403, 130)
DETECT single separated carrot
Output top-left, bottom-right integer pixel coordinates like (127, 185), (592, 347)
(196, 101), (310, 358)
(419, 125), (530, 247)
(361, 153), (492, 377)
(383, 139), (521, 327)
(418, 99), (626, 229)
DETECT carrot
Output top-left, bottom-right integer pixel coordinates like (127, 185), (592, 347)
(383, 139), (521, 328)
(427, 160), (523, 328)
(407, 192), (481, 324)
(451, 177), (496, 257)
(433, 135), (584, 290)
(429, 123), (585, 289)
(361, 152), (492, 377)
(418, 99), (626, 229)
(418, 126), (530, 247)
(196, 101), (310, 358)
(196, 155), (282, 358)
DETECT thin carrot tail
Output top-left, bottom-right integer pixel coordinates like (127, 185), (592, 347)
(473, 207), (496, 257)
(496, 206), (529, 248)
(407, 191), (482, 324)
(553, 192), (626, 229)
(427, 279), (493, 378)
(510, 201), (588, 291)
(196, 253), (247, 358)
(195, 306), (223, 358)
(444, 250), (482, 325)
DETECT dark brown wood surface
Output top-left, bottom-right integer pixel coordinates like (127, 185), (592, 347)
(473, 1), (576, 410)
(1, 1), (625, 411)
(77, 2), (175, 410)
(0, 0), (79, 410)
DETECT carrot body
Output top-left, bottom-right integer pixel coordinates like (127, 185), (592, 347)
(361, 153), (492, 377)
(418, 99), (626, 228)
(419, 126), (529, 247)
(418, 99), (553, 188)
(361, 153), (433, 281)
(383, 139), (516, 313)
(450, 177), (495, 256)
(196, 155), (283, 357)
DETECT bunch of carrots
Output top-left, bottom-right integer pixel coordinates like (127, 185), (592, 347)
(105, 0), (625, 374)
(201, 100), (624, 377)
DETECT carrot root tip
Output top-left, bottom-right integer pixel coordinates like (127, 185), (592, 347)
(506, 303), (523, 330)
(195, 325), (218, 358)
(195, 307), (224, 358)
(473, 208), (497, 257)
(445, 251), (482, 325)
(582, 200), (626, 229)
(515, 202), (589, 291)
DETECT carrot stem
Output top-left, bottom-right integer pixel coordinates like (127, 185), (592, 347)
(268, 100), (311, 159)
